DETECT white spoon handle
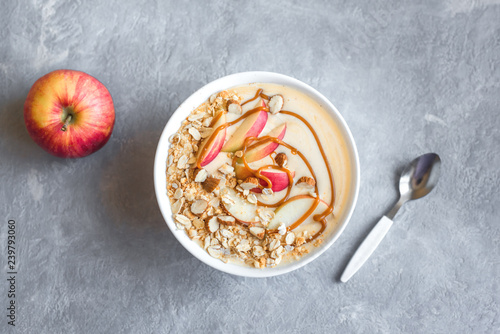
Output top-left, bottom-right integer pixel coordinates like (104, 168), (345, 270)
(340, 216), (393, 283)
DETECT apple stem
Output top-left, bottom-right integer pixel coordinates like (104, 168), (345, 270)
(61, 114), (73, 132)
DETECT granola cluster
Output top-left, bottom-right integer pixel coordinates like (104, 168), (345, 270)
(166, 90), (310, 268)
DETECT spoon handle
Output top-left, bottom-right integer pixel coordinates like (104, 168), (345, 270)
(340, 216), (393, 283)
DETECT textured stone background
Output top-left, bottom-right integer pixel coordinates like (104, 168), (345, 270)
(1, 0), (499, 333)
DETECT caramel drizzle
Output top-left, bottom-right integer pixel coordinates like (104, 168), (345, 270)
(199, 89), (335, 241)
(241, 90), (335, 240)
(280, 110), (336, 222)
(241, 89), (269, 106)
(237, 136), (318, 208)
(236, 135), (326, 240)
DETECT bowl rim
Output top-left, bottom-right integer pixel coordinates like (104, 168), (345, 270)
(154, 71), (360, 277)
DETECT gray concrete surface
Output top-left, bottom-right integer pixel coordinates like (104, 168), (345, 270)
(1, 0), (499, 333)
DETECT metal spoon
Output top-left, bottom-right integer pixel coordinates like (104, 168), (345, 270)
(340, 153), (441, 283)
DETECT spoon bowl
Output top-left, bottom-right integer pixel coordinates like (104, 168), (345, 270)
(387, 153), (441, 220)
(400, 153), (441, 200)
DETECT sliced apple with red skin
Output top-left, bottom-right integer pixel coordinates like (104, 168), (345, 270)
(235, 164), (294, 193)
(238, 123), (287, 163)
(196, 112), (226, 167)
(252, 169), (295, 193)
(221, 100), (268, 152)
(221, 188), (259, 225)
(267, 196), (329, 230)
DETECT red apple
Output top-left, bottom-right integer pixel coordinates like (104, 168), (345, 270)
(196, 112), (227, 167)
(221, 101), (268, 152)
(24, 69), (115, 158)
(252, 169), (294, 193)
(238, 123), (287, 163)
(235, 164), (294, 193)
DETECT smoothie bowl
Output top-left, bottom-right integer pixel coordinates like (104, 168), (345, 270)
(154, 72), (359, 277)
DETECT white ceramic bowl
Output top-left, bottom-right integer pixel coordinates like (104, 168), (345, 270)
(154, 72), (359, 277)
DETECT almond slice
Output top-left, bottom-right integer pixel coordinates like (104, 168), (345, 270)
(177, 155), (189, 169)
(204, 236), (211, 249)
(240, 177), (259, 190)
(227, 100), (242, 115)
(295, 176), (316, 189)
(188, 127), (201, 141)
(174, 214), (191, 228)
(207, 246), (222, 259)
(202, 176), (219, 193)
(171, 198), (184, 214)
(285, 232), (295, 245)
(173, 188), (183, 199)
(218, 163), (234, 175)
(217, 215), (236, 226)
(268, 95), (284, 114)
(206, 216), (220, 233)
(249, 227), (265, 239)
(191, 199), (208, 215)
(194, 168), (208, 183)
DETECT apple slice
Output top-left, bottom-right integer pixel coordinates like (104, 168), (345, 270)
(221, 188), (259, 225)
(239, 123), (287, 163)
(234, 163), (254, 180)
(196, 112), (226, 167)
(235, 164), (294, 193)
(252, 169), (294, 193)
(221, 104), (268, 152)
(267, 196), (328, 230)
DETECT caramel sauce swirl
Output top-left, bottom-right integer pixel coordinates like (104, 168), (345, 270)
(198, 89), (336, 241)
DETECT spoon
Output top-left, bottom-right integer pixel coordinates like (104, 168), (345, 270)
(340, 153), (441, 283)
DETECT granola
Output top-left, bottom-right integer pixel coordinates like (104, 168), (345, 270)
(166, 90), (311, 268)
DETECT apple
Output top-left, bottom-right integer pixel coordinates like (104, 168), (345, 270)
(24, 69), (115, 158)
(196, 111), (227, 167)
(234, 163), (254, 180)
(221, 101), (268, 152)
(238, 123), (287, 163)
(235, 164), (294, 193)
(251, 169), (294, 193)
(267, 196), (328, 230)
(221, 188), (260, 225)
